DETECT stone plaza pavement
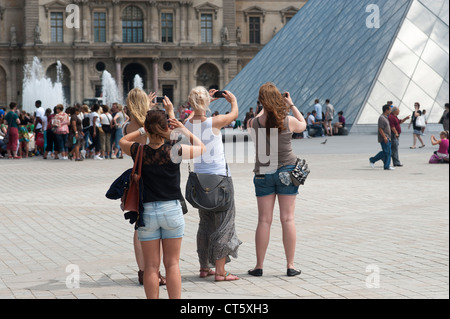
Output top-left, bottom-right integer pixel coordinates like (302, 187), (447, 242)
(0, 133), (448, 299)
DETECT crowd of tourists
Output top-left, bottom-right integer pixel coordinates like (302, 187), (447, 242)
(0, 101), (127, 160)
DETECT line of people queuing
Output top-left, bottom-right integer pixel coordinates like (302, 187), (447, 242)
(115, 83), (306, 299)
(0, 100), (128, 161)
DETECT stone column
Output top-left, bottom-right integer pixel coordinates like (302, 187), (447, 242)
(180, 58), (188, 101)
(188, 58), (195, 92)
(180, 3), (186, 42)
(74, 58), (83, 103)
(152, 58), (159, 94)
(112, 0), (121, 43)
(223, 58), (230, 87)
(115, 58), (122, 98)
(82, 58), (90, 98)
(10, 58), (18, 104)
(147, 1), (158, 43)
(185, 2), (192, 42)
(81, 0), (89, 42)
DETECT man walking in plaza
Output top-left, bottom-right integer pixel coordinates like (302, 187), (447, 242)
(370, 104), (395, 170)
(389, 107), (410, 167)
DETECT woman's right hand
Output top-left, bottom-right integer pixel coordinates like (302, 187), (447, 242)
(209, 89), (220, 102)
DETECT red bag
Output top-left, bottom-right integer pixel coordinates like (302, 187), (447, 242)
(121, 144), (143, 212)
(36, 132), (44, 148)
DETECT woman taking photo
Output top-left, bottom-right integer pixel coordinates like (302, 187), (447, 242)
(247, 82), (306, 277)
(184, 87), (242, 282)
(120, 108), (205, 299)
(122, 89), (167, 286)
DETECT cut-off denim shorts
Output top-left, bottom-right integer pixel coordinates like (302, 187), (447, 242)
(138, 200), (185, 242)
(254, 165), (299, 197)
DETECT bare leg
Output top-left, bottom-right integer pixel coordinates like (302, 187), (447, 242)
(134, 230), (145, 271)
(254, 194), (277, 269)
(162, 238), (182, 299)
(140, 239), (161, 299)
(417, 135), (425, 147)
(278, 195), (297, 269)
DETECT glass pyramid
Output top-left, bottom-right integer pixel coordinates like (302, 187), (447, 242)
(211, 0), (449, 129)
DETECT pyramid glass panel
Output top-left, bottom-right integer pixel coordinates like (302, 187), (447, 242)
(211, 0), (449, 128)
(358, 0), (449, 125)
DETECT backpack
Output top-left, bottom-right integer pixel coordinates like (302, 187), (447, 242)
(82, 114), (90, 129)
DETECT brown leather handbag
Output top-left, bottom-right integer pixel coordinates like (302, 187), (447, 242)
(121, 144), (143, 212)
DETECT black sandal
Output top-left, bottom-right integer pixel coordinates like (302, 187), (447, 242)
(287, 269), (301, 277)
(248, 268), (263, 277)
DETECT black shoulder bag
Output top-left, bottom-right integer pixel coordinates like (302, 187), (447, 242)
(185, 163), (232, 213)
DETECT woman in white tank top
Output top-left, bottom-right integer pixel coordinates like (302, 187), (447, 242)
(184, 87), (242, 282)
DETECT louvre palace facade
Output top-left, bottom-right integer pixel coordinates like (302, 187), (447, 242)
(0, 0), (306, 110)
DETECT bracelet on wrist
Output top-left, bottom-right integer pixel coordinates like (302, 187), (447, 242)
(138, 127), (146, 136)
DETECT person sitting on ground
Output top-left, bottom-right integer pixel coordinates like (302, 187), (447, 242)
(307, 110), (323, 137)
(333, 111), (346, 135)
(429, 131), (449, 164)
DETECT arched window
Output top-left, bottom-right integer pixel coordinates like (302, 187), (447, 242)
(122, 6), (144, 43)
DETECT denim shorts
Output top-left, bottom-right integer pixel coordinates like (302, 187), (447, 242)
(138, 200), (185, 241)
(254, 165), (299, 197)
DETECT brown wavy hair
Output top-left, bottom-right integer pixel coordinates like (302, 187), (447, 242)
(258, 82), (289, 135)
(145, 110), (170, 140)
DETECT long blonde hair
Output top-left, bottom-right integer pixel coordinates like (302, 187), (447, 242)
(189, 86), (211, 115)
(258, 82), (289, 134)
(126, 88), (149, 127)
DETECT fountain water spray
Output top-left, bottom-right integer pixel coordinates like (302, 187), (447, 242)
(102, 70), (122, 106)
(133, 74), (144, 90)
(22, 57), (66, 113)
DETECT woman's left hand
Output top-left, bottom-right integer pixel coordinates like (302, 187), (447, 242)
(284, 92), (294, 107)
(163, 96), (174, 112)
(222, 91), (237, 104)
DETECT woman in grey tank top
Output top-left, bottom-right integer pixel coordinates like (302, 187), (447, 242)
(248, 82), (307, 277)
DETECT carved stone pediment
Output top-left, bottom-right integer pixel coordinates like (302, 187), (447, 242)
(194, 2), (220, 20)
(243, 6), (266, 23)
(280, 6), (299, 23)
(44, 0), (69, 18)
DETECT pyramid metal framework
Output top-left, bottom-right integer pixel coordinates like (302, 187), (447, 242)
(211, 0), (449, 129)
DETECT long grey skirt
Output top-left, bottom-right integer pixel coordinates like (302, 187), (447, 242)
(196, 177), (242, 268)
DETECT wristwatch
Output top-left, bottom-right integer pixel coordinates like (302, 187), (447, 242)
(138, 127), (146, 136)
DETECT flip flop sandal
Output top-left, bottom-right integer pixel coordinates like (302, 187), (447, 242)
(410, 147), (416, 149)
(215, 272), (240, 282)
(200, 269), (216, 278)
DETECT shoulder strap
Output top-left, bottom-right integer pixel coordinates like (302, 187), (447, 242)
(132, 144), (144, 178)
